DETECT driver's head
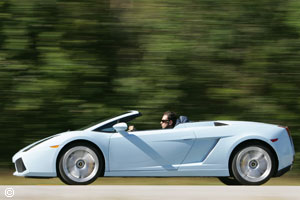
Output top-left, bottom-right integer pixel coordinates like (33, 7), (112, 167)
(160, 111), (177, 129)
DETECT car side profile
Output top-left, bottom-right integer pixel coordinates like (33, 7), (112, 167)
(12, 110), (295, 185)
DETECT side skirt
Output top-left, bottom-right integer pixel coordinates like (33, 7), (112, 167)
(104, 170), (229, 177)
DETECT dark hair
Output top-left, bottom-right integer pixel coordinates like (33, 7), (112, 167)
(164, 111), (177, 128)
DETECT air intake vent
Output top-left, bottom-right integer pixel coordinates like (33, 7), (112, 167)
(15, 158), (26, 173)
(214, 122), (228, 126)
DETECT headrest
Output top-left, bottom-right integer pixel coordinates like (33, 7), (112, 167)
(175, 116), (189, 126)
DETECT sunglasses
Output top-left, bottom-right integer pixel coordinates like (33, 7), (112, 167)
(161, 120), (169, 123)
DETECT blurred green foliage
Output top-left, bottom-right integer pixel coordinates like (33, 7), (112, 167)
(0, 0), (300, 171)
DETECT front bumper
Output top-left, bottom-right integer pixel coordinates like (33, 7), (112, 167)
(12, 145), (59, 177)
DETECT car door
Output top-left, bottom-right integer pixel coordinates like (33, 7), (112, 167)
(109, 128), (195, 171)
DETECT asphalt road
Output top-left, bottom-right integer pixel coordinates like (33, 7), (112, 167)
(1, 186), (299, 200)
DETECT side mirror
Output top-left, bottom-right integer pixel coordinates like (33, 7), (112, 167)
(113, 122), (128, 133)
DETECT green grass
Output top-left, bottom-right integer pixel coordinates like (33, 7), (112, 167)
(1, 170), (300, 185)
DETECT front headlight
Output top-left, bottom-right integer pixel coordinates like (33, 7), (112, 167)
(23, 135), (59, 152)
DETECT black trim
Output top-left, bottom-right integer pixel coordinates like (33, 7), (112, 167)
(25, 176), (54, 179)
(274, 165), (292, 177)
(15, 158), (26, 173)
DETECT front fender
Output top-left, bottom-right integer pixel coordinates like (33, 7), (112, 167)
(13, 130), (111, 177)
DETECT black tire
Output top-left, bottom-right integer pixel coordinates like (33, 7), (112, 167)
(57, 142), (104, 185)
(218, 177), (241, 185)
(231, 144), (276, 185)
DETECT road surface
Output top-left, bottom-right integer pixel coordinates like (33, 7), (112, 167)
(1, 186), (299, 200)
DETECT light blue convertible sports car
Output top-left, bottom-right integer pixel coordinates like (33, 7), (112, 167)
(12, 110), (295, 185)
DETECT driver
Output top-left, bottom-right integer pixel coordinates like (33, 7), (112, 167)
(160, 111), (177, 129)
(128, 111), (179, 131)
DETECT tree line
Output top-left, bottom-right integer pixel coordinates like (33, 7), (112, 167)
(0, 0), (299, 170)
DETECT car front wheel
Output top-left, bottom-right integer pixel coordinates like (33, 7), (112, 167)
(231, 144), (276, 185)
(58, 143), (104, 185)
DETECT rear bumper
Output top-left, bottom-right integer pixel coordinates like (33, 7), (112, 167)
(274, 165), (293, 177)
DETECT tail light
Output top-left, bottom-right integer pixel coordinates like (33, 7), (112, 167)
(278, 125), (294, 147)
(278, 125), (295, 164)
(284, 126), (291, 137)
(278, 125), (291, 136)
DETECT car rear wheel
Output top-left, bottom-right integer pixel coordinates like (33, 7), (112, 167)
(231, 144), (275, 185)
(58, 143), (104, 185)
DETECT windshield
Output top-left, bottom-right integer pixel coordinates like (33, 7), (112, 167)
(93, 114), (140, 133)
